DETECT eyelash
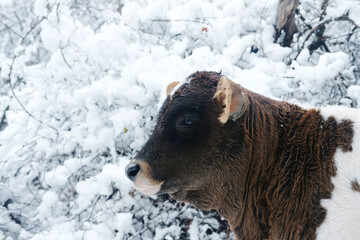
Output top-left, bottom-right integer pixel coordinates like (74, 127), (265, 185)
(181, 114), (199, 127)
(176, 113), (200, 131)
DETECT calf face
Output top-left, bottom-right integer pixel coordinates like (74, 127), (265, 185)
(125, 71), (247, 209)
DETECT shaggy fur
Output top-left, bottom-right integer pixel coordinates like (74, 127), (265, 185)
(126, 71), (357, 240)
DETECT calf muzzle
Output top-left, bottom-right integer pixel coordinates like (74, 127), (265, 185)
(125, 159), (164, 195)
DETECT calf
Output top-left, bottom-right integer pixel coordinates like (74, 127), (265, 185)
(125, 71), (360, 240)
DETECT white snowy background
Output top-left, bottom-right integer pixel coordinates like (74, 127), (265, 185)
(0, 0), (359, 239)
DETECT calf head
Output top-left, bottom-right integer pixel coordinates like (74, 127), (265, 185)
(125, 71), (248, 209)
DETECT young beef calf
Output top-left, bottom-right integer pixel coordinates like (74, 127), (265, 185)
(125, 71), (360, 240)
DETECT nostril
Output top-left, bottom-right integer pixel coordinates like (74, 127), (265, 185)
(125, 163), (140, 181)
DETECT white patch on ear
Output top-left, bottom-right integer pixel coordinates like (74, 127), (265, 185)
(213, 76), (247, 123)
(166, 81), (183, 98)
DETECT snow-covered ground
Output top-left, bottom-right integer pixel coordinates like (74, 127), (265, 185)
(0, 0), (359, 239)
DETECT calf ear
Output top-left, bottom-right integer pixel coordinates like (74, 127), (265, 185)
(166, 81), (180, 95)
(213, 76), (248, 123)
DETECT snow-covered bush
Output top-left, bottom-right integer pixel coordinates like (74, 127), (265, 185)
(0, 0), (359, 239)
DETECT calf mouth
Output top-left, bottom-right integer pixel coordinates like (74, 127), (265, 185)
(159, 181), (187, 195)
(134, 178), (163, 195)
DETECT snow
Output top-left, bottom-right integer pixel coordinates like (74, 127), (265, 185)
(327, 0), (360, 25)
(37, 190), (60, 219)
(0, 185), (13, 206)
(0, 0), (359, 239)
(34, 0), (48, 17)
(189, 217), (200, 240)
(348, 86), (360, 103)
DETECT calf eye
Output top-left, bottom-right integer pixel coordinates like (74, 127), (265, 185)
(176, 113), (200, 130)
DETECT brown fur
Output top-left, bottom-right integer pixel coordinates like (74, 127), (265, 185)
(130, 71), (354, 240)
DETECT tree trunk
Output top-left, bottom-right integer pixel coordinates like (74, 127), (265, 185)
(275, 0), (299, 47)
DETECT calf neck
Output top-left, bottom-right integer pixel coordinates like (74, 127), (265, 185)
(125, 71), (360, 240)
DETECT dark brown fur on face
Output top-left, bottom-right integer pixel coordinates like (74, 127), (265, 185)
(133, 71), (354, 240)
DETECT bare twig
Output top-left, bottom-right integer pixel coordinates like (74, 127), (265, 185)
(4, 11), (59, 135)
(20, 16), (45, 45)
(8, 56), (59, 134)
(304, 15), (359, 43)
(319, 0), (329, 21)
(60, 47), (73, 69)
(295, 15), (360, 59)
(0, 105), (9, 131)
(8, 57), (35, 120)
(13, 11), (24, 32)
(0, 20), (22, 38)
(87, 195), (101, 221)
